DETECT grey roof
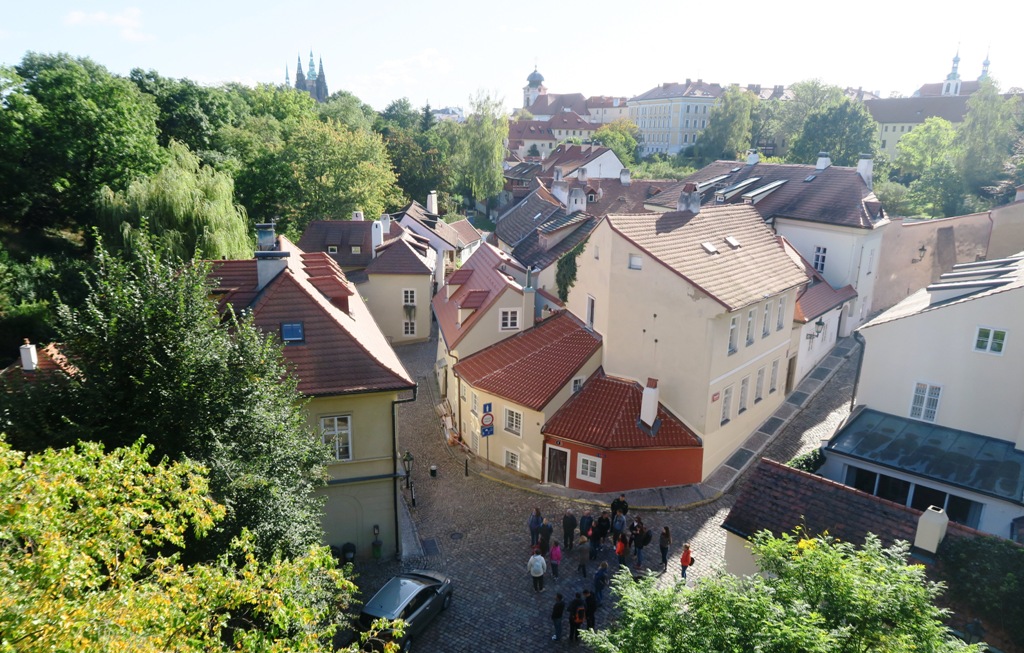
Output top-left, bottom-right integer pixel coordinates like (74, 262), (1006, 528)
(494, 188), (562, 246)
(864, 96), (971, 124)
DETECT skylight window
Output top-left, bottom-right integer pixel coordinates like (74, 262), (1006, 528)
(725, 236), (741, 248)
(730, 167), (741, 172)
(804, 175), (816, 182)
(701, 242), (719, 254)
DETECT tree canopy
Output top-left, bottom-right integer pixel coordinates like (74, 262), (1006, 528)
(584, 530), (979, 653)
(593, 118), (641, 167)
(692, 86), (755, 164)
(788, 98), (877, 166)
(454, 91), (508, 205)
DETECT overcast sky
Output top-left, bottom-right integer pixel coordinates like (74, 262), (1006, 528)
(2, 0), (1021, 113)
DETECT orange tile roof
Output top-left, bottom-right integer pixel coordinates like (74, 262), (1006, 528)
(607, 205), (809, 311)
(542, 368), (701, 449)
(0, 343), (77, 382)
(452, 311), (601, 411)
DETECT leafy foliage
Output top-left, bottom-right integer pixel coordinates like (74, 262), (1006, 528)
(555, 241), (586, 302)
(454, 91), (508, 204)
(584, 530), (978, 653)
(593, 118), (641, 167)
(691, 87), (755, 164)
(0, 436), (355, 652)
(788, 98), (877, 166)
(787, 448), (826, 473)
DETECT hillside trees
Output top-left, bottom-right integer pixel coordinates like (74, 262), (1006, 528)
(788, 98), (877, 166)
(692, 86), (755, 164)
(594, 118), (641, 167)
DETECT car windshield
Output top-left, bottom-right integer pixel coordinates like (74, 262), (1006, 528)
(361, 575), (432, 621)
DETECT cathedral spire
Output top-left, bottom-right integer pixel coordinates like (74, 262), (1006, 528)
(295, 53), (305, 88)
(307, 50), (316, 80)
(285, 63), (290, 87)
(946, 47), (961, 81)
(980, 48), (990, 80)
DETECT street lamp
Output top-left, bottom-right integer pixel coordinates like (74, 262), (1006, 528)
(402, 451), (414, 489)
(806, 317), (826, 340)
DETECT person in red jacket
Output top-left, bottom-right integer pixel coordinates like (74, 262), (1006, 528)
(680, 543), (694, 580)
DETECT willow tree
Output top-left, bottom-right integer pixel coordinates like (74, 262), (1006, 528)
(455, 91), (508, 206)
(99, 140), (253, 260)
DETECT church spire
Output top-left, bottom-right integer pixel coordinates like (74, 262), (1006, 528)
(285, 63), (290, 87)
(946, 47), (961, 81)
(980, 48), (990, 80)
(307, 50), (316, 80)
(295, 53), (305, 89)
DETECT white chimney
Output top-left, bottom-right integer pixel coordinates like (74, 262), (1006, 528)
(568, 187), (587, 213)
(1015, 184), (1024, 203)
(255, 251), (289, 290)
(553, 166), (564, 182)
(427, 190), (439, 215)
(640, 378), (659, 427)
(676, 182), (701, 214)
(815, 152), (832, 171)
(20, 340), (38, 372)
(380, 213), (392, 237)
(371, 220), (383, 257)
(746, 149), (759, 166)
(522, 279), (536, 330)
(578, 167), (588, 182)
(857, 154), (873, 190)
(914, 505), (949, 554)
(352, 210), (365, 221)
(620, 169), (631, 186)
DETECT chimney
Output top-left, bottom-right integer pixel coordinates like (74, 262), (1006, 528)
(427, 190), (439, 215)
(640, 378), (659, 427)
(746, 149), (759, 166)
(553, 166), (564, 182)
(255, 223), (277, 252)
(815, 152), (832, 170)
(856, 154), (873, 190)
(914, 505), (949, 554)
(371, 220), (383, 258)
(578, 167), (587, 182)
(522, 273), (536, 330)
(676, 182), (701, 214)
(568, 187), (587, 213)
(380, 212), (392, 236)
(1015, 184), (1024, 203)
(19, 339), (37, 372)
(352, 210), (365, 221)
(619, 168), (631, 186)
(255, 251), (289, 290)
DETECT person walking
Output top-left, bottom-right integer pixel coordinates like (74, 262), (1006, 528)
(615, 533), (628, 568)
(528, 550), (547, 592)
(538, 517), (554, 556)
(528, 508), (543, 547)
(611, 509), (626, 543)
(562, 510), (577, 551)
(659, 526), (672, 571)
(568, 592), (585, 643)
(594, 562), (609, 605)
(611, 493), (629, 517)
(576, 534), (589, 577)
(680, 543), (693, 580)
(596, 511), (611, 551)
(635, 523), (651, 569)
(578, 510), (593, 543)
(550, 540), (562, 579)
(550, 593), (565, 641)
(583, 589), (597, 630)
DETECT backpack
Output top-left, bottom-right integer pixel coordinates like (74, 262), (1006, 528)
(530, 556), (545, 575)
(573, 605), (586, 625)
(641, 529), (653, 547)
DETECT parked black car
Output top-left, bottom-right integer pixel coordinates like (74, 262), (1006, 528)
(358, 570), (453, 651)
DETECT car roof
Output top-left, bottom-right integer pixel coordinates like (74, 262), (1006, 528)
(362, 573), (439, 620)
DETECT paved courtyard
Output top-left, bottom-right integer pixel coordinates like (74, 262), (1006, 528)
(346, 331), (859, 652)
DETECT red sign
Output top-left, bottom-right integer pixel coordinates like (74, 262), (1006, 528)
(711, 392), (720, 402)
(481, 412), (494, 427)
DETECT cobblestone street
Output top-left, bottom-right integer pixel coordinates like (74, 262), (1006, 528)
(346, 332), (860, 652)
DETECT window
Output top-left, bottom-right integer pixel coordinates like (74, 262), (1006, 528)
(460, 383), (466, 401)
(812, 246), (827, 274)
(755, 367), (765, 402)
(910, 382), (941, 422)
(628, 254), (642, 270)
(403, 320), (416, 336)
(351, 245), (361, 254)
(327, 245), (338, 253)
(578, 454), (601, 483)
(739, 377), (749, 413)
(728, 316), (738, 354)
(572, 377), (585, 393)
(321, 415), (352, 461)
(975, 327), (1006, 354)
(504, 407), (522, 436)
(281, 322), (304, 343)
(403, 289), (416, 305)
(500, 309), (520, 330)
(769, 359), (780, 393)
(776, 297), (786, 331)
(746, 309), (755, 346)
(762, 303), (771, 338)
(884, 125), (889, 132)
(881, 139), (887, 149)
(720, 386), (733, 425)
(586, 296), (595, 330)
(471, 392), (479, 415)
(866, 248), (875, 276)
(505, 450), (520, 471)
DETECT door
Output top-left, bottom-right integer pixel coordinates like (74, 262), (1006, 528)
(546, 446), (568, 486)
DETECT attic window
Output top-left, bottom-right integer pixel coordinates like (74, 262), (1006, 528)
(588, 193), (596, 202)
(701, 242), (719, 255)
(730, 167), (741, 173)
(804, 175), (816, 182)
(327, 245), (338, 254)
(281, 322), (305, 343)
(351, 245), (362, 254)
(533, 212), (543, 221)
(725, 236), (741, 249)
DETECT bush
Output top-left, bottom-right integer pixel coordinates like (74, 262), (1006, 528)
(787, 448), (826, 473)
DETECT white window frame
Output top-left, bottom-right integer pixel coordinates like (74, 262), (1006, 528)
(320, 415), (352, 462)
(586, 296), (596, 330)
(628, 254), (642, 270)
(500, 308), (520, 331)
(739, 377), (749, 413)
(762, 302), (771, 338)
(403, 288), (416, 305)
(460, 383), (466, 401)
(974, 326), (1006, 354)
(755, 367), (765, 402)
(776, 297), (786, 331)
(769, 359), (780, 393)
(504, 449), (520, 471)
(577, 453), (602, 483)
(327, 245), (338, 254)
(746, 309), (756, 346)
(504, 407), (523, 436)
(471, 392), (479, 415)
(403, 320), (416, 336)
(813, 246), (827, 274)
(572, 377), (585, 393)
(728, 316), (738, 354)
(909, 382), (942, 422)
(351, 245), (361, 254)
(721, 385), (733, 425)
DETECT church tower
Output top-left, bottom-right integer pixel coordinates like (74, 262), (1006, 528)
(980, 50), (990, 80)
(316, 57), (329, 102)
(523, 66), (546, 109)
(291, 51), (328, 103)
(942, 49), (962, 96)
(294, 53), (306, 91)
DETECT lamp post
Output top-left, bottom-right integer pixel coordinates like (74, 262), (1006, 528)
(402, 451), (414, 489)
(806, 317), (826, 340)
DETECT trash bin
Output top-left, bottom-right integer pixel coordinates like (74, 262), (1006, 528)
(372, 539), (383, 560)
(430, 465), (438, 477)
(341, 542), (356, 563)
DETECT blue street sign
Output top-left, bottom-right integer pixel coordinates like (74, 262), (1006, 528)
(483, 402), (492, 413)
(481, 426), (494, 437)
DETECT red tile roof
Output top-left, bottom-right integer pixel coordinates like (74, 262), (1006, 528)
(546, 111), (596, 131)
(365, 235), (434, 276)
(0, 343), (77, 382)
(542, 368), (701, 449)
(607, 205), (809, 311)
(209, 238), (414, 396)
(452, 311), (601, 411)
(508, 120), (555, 142)
(540, 144), (616, 179)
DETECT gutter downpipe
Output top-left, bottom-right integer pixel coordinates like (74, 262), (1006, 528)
(393, 383), (418, 559)
(849, 330), (866, 413)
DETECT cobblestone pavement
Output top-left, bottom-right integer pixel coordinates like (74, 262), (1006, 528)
(345, 333), (860, 652)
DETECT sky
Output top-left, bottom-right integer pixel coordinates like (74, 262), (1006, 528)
(2, 1), (1022, 113)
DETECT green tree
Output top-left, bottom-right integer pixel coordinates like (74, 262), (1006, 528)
(751, 97), (782, 152)
(956, 79), (1021, 196)
(777, 79), (845, 148)
(377, 97), (420, 134)
(0, 436), (355, 652)
(319, 90), (377, 132)
(1, 52), (164, 230)
(909, 158), (967, 217)
(896, 117), (958, 178)
(692, 87), (755, 164)
(788, 98), (877, 166)
(453, 91), (508, 206)
(0, 234), (329, 564)
(593, 118), (640, 166)
(584, 530), (979, 653)
(98, 140), (253, 260)
(129, 69), (238, 155)
(234, 81), (318, 122)
(420, 102), (436, 132)
(873, 179), (916, 217)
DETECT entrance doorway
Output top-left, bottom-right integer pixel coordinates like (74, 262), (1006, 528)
(546, 446), (569, 486)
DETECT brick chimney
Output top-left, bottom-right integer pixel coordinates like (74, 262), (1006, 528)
(676, 182), (701, 213)
(914, 505), (949, 554)
(857, 154), (873, 190)
(19, 339), (37, 372)
(640, 378), (659, 428)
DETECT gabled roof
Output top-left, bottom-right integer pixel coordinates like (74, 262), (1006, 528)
(1, 343), (77, 382)
(542, 368), (701, 449)
(545, 111), (596, 131)
(393, 200), (467, 249)
(505, 162), (543, 181)
(209, 237), (414, 396)
(452, 311), (601, 411)
(585, 95), (627, 109)
(365, 234), (434, 276)
(779, 237), (857, 322)
(540, 144), (618, 179)
(722, 459), (979, 546)
(512, 212), (598, 272)
(508, 120), (555, 142)
(432, 243), (525, 350)
(914, 80), (981, 97)
(630, 80), (724, 102)
(495, 186), (563, 246)
(653, 161), (887, 231)
(864, 95), (972, 124)
(448, 219), (482, 247)
(570, 178), (670, 216)
(526, 92), (588, 116)
(606, 205), (809, 311)
(297, 219), (403, 268)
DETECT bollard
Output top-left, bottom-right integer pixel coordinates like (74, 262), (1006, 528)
(430, 465), (437, 477)
(465, 458), (469, 476)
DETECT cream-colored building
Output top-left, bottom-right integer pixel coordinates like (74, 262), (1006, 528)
(566, 188), (809, 478)
(629, 79), (723, 156)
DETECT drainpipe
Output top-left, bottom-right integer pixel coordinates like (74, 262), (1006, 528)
(849, 330), (866, 413)
(392, 383), (418, 560)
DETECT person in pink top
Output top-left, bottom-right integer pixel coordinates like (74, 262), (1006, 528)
(549, 539), (563, 579)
